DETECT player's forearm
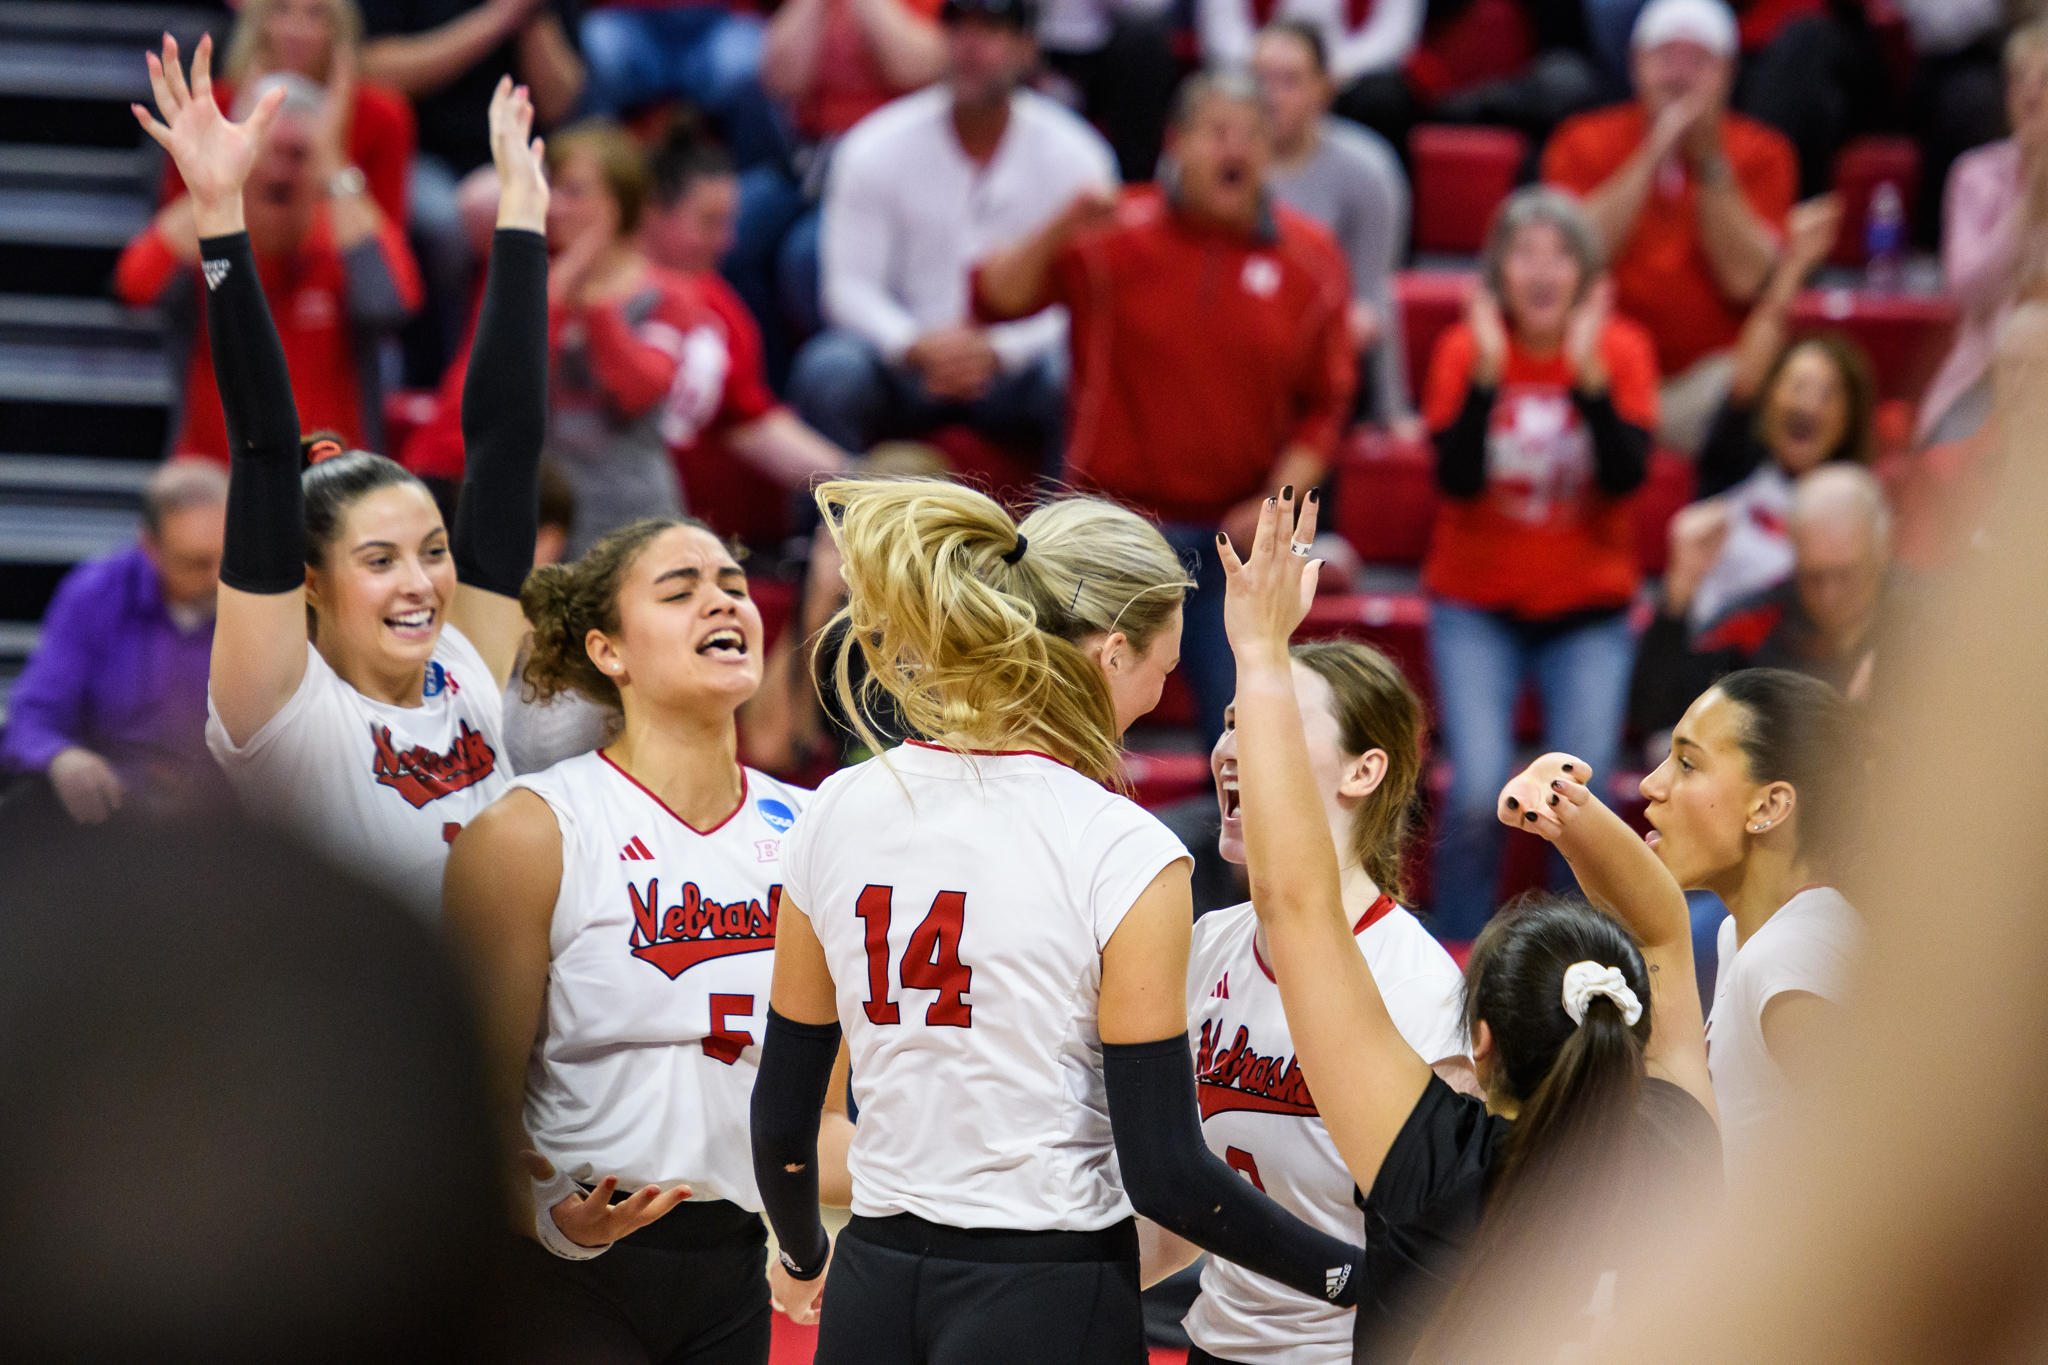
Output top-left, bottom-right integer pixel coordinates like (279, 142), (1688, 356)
(1552, 780), (1691, 951)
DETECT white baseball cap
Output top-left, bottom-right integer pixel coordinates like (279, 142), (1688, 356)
(1631, 0), (1739, 57)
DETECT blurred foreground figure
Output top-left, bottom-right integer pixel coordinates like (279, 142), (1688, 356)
(0, 816), (506, 1364)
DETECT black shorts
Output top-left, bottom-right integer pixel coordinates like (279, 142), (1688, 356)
(1185, 1349), (1252, 1365)
(815, 1213), (1145, 1365)
(508, 1197), (771, 1365)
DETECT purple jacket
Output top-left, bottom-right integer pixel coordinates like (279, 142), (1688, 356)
(2, 544), (225, 806)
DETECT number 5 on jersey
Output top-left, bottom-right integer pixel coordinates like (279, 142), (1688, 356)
(855, 884), (973, 1027)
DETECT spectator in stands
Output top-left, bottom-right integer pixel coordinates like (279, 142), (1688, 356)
(359, 0), (583, 375)
(975, 70), (1355, 745)
(1544, 0), (1797, 457)
(1254, 19), (1417, 431)
(1418, 187), (1658, 940)
(159, 0), (414, 227)
(1919, 21), (2048, 447)
(117, 73), (422, 460)
(752, 0), (946, 377)
(576, 2), (782, 166)
(1631, 462), (1897, 735)
(789, 0), (1116, 471)
(1198, 0), (1423, 154)
(1680, 196), (1876, 629)
(1584, 0), (1886, 197)
(0, 461), (230, 824)
(536, 120), (717, 555)
(1899, 0), (2007, 246)
(1037, 0), (1180, 182)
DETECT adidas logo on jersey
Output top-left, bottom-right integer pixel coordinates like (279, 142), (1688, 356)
(619, 836), (654, 861)
(1325, 1263), (1352, 1301)
(202, 257), (232, 291)
(1211, 973), (1230, 1000)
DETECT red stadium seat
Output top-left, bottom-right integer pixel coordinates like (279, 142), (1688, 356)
(1122, 749), (1214, 810)
(926, 426), (1038, 514)
(1630, 448), (1695, 578)
(1829, 135), (1921, 266)
(1409, 126), (1527, 256)
(1335, 427), (1438, 566)
(1789, 289), (1957, 402)
(1397, 269), (1476, 399)
(678, 437), (791, 549)
(1294, 592), (1434, 712)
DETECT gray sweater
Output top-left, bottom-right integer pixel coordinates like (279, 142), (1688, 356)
(1268, 116), (1413, 424)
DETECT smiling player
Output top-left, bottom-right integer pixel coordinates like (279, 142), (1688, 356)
(135, 36), (550, 914)
(443, 516), (849, 1365)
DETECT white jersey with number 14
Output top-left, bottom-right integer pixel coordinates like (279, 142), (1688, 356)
(779, 741), (1192, 1232)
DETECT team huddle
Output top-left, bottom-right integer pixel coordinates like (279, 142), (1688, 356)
(137, 32), (1862, 1365)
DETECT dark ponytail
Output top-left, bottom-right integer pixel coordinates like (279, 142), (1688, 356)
(1714, 668), (1866, 868)
(1411, 896), (1653, 1363)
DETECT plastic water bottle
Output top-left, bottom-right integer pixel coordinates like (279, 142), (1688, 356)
(1865, 181), (1905, 294)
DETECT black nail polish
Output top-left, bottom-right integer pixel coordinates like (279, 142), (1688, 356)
(1307, 489), (1320, 504)
(1551, 779), (1562, 790)
(1549, 795), (1559, 807)
(1562, 762), (1574, 771)
(1215, 532), (1227, 545)
(1505, 797), (1519, 811)
(1281, 485), (1293, 500)
(1266, 497), (1276, 508)
(1523, 811), (1537, 822)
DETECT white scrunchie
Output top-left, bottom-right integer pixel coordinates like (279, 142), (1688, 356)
(1560, 961), (1643, 1028)
(533, 1163), (612, 1261)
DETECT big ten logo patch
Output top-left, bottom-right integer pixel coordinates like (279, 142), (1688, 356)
(626, 878), (781, 979)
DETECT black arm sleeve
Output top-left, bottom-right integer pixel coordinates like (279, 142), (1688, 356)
(1431, 385), (1495, 499)
(202, 232), (306, 594)
(1574, 388), (1651, 497)
(451, 229), (549, 598)
(1105, 1034), (1366, 1309)
(749, 1009), (841, 1280)
(1694, 398), (1764, 500)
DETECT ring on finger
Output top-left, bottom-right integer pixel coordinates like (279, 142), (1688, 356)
(1289, 542), (1311, 557)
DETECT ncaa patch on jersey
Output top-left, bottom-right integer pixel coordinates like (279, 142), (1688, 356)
(757, 798), (794, 833)
(424, 661), (447, 697)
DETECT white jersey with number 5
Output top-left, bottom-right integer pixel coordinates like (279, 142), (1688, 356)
(1183, 897), (1467, 1365)
(512, 750), (809, 1208)
(779, 741), (1192, 1231)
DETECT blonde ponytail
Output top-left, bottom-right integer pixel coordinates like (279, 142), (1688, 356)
(816, 479), (1192, 784)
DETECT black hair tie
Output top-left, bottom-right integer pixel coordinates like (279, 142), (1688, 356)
(1001, 535), (1028, 565)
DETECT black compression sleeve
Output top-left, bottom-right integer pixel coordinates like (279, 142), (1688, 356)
(452, 229), (548, 598)
(1105, 1034), (1365, 1309)
(750, 1009), (841, 1280)
(1432, 385), (1495, 499)
(202, 233), (305, 594)
(1573, 388), (1651, 497)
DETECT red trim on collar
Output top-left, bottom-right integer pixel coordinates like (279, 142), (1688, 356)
(599, 750), (749, 836)
(1251, 893), (1400, 982)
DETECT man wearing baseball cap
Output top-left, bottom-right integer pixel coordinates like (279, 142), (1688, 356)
(1544, 0), (1796, 456)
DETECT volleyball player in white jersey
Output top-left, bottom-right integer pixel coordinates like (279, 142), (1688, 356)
(749, 480), (1372, 1365)
(1143, 640), (1467, 1365)
(443, 517), (853, 1364)
(136, 38), (547, 914)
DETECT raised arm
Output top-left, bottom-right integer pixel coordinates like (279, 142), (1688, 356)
(1690, 116), (1788, 307)
(971, 187), (1117, 323)
(445, 78), (550, 689)
(1728, 195), (1840, 406)
(1571, 92), (1703, 259)
(1220, 488), (1433, 1191)
(1495, 755), (1714, 1116)
(134, 34), (306, 747)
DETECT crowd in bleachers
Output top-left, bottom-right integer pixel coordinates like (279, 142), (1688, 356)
(9, 0), (2046, 932)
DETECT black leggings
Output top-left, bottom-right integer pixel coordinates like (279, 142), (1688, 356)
(507, 1200), (770, 1365)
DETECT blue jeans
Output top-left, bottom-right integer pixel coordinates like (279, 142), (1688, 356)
(579, 6), (787, 168)
(1158, 523), (1233, 752)
(787, 329), (1067, 477)
(1428, 600), (1637, 940)
(1584, 0), (1650, 94)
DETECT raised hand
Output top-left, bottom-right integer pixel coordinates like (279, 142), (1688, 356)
(132, 33), (284, 238)
(310, 42), (356, 184)
(489, 76), (548, 233)
(1784, 194), (1843, 275)
(1219, 486), (1321, 667)
(1497, 752), (1592, 842)
(769, 1243), (831, 1325)
(1662, 499), (1731, 616)
(1563, 277), (1613, 393)
(517, 1149), (691, 1249)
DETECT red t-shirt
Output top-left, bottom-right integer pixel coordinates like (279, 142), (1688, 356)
(115, 211), (423, 461)
(158, 78), (416, 227)
(794, 0), (945, 140)
(1420, 318), (1660, 618)
(1543, 104), (1796, 375)
(976, 188), (1354, 527)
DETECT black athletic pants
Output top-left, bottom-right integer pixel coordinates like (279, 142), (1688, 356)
(1186, 1349), (1252, 1365)
(508, 1198), (771, 1365)
(815, 1213), (1145, 1365)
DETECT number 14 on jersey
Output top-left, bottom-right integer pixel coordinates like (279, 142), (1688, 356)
(855, 884), (973, 1027)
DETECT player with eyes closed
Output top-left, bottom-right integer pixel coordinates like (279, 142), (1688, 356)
(135, 34), (548, 914)
(443, 516), (853, 1365)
